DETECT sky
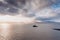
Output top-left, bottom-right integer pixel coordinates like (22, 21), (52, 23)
(0, 0), (60, 23)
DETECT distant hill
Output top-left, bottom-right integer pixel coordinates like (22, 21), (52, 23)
(35, 21), (60, 24)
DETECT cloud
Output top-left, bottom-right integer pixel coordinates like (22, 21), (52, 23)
(0, 0), (60, 22)
(0, 0), (56, 15)
(35, 6), (60, 22)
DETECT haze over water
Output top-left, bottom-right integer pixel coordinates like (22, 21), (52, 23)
(0, 22), (60, 40)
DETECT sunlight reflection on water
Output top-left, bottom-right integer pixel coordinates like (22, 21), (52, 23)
(0, 23), (12, 40)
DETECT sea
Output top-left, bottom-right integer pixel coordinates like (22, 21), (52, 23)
(0, 22), (60, 40)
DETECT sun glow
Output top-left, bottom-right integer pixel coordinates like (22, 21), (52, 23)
(0, 15), (35, 23)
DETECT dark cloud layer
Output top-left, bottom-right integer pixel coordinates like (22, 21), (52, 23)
(0, 0), (26, 15)
(5, 0), (26, 7)
(0, 0), (57, 15)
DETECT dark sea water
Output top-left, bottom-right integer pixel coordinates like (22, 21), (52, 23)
(0, 22), (60, 40)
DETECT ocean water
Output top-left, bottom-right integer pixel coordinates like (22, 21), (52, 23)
(0, 22), (60, 40)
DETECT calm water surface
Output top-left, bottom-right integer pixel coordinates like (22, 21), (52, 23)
(0, 22), (60, 40)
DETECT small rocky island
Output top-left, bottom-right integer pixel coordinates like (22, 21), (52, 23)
(33, 25), (38, 27)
